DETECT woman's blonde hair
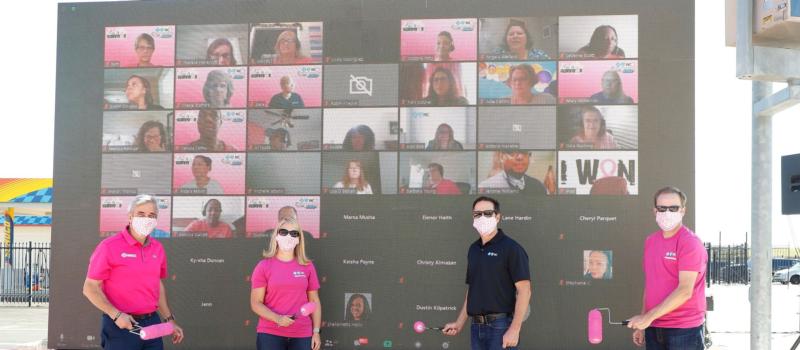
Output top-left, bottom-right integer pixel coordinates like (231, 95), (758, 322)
(263, 217), (310, 265)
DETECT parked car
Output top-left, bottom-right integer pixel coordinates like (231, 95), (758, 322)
(773, 258), (800, 273)
(773, 262), (800, 284)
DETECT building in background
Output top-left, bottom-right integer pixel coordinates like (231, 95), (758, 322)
(0, 179), (52, 243)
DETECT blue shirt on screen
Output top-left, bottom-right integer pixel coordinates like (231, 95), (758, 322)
(268, 93), (305, 109)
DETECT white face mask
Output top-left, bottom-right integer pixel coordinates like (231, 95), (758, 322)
(656, 211), (683, 232)
(130, 217), (158, 237)
(276, 235), (300, 252)
(473, 216), (498, 237)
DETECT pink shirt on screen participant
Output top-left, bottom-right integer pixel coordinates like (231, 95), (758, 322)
(248, 123), (266, 148)
(184, 219), (233, 238)
(251, 258), (320, 338)
(274, 56), (314, 65)
(643, 225), (707, 328)
(430, 179), (461, 195)
(86, 228), (167, 314)
(569, 133), (617, 149)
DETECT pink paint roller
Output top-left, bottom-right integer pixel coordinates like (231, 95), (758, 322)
(129, 322), (174, 340)
(588, 308), (629, 345)
(290, 302), (317, 319)
(412, 321), (445, 333)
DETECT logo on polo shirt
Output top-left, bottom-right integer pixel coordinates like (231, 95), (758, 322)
(293, 271), (306, 278)
(664, 252), (677, 260)
(121, 252), (137, 259)
(487, 252), (498, 257)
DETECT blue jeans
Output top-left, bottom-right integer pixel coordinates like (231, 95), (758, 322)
(101, 313), (163, 350)
(645, 326), (704, 350)
(470, 317), (518, 350)
(257, 332), (311, 350)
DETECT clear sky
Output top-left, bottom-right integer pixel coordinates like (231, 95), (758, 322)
(2, 0), (798, 246)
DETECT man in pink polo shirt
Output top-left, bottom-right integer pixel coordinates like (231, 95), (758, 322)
(627, 187), (707, 349)
(83, 194), (184, 350)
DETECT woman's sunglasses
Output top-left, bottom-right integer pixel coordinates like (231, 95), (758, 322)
(277, 229), (301, 238)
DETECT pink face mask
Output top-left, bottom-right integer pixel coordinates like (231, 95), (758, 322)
(276, 235), (299, 252)
(130, 217), (157, 237)
(473, 216), (498, 237)
(656, 211), (683, 232)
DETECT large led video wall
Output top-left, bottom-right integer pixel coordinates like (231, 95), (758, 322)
(52, 0), (693, 349)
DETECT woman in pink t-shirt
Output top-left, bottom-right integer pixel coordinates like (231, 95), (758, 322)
(251, 218), (321, 350)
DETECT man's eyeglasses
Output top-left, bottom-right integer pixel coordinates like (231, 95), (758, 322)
(277, 229), (301, 238)
(472, 210), (497, 218)
(655, 205), (681, 213)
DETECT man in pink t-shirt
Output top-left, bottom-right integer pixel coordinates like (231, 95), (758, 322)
(627, 187), (707, 349)
(83, 194), (184, 349)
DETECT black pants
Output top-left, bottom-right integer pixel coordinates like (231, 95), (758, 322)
(101, 313), (163, 350)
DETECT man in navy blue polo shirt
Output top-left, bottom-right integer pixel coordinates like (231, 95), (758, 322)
(443, 196), (532, 349)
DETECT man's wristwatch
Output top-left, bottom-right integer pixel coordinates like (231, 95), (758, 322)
(313, 327), (321, 334)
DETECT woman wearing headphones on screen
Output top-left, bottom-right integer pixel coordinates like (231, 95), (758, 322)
(273, 30), (313, 65)
(333, 160), (373, 195)
(184, 198), (232, 238)
(251, 218), (322, 350)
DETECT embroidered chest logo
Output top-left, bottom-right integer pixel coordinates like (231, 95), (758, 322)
(121, 253), (137, 259)
(487, 252), (498, 257)
(664, 252), (677, 260)
(293, 271), (306, 278)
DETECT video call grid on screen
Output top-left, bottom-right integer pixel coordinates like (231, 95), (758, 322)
(50, 1), (699, 348)
(98, 15), (642, 236)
